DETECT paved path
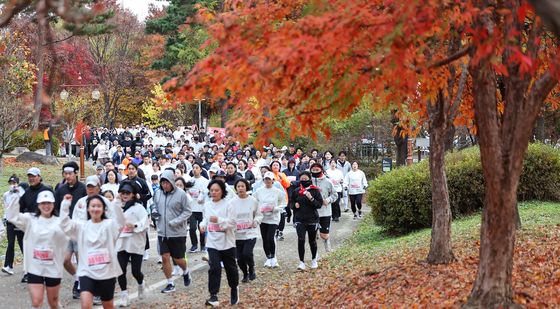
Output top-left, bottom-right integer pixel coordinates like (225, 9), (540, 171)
(0, 207), (365, 308)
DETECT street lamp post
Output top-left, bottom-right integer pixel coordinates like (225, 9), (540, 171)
(196, 98), (206, 130)
(60, 86), (100, 181)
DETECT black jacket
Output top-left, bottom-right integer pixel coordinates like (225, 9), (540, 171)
(20, 183), (53, 214)
(290, 183), (323, 224)
(225, 173), (243, 186)
(282, 167), (300, 180)
(128, 176), (152, 209)
(54, 181), (87, 216)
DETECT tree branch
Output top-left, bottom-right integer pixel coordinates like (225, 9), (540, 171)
(426, 45), (473, 70)
(43, 34), (75, 46)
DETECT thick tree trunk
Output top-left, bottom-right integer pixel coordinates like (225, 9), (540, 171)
(394, 131), (407, 166)
(220, 98), (228, 128)
(32, 28), (45, 130)
(445, 124), (455, 151)
(427, 119), (455, 264)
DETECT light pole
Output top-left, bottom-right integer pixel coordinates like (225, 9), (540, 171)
(60, 87), (100, 181)
(196, 98), (206, 130)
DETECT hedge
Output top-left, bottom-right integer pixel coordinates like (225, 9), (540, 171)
(368, 144), (560, 234)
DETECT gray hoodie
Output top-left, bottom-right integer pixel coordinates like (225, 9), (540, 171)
(312, 174), (338, 218)
(154, 170), (193, 237)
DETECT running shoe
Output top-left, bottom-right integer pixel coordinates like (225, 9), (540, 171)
(353, 214), (358, 220)
(344, 208), (350, 212)
(270, 257), (279, 268)
(157, 257), (162, 264)
(93, 296), (102, 305)
(138, 282), (146, 300)
(263, 259), (272, 268)
(230, 287), (239, 305)
(358, 210), (363, 218)
(161, 283), (176, 293)
(241, 274), (249, 283)
(1, 266), (14, 275)
(205, 295), (219, 307)
(183, 271), (192, 287)
(118, 292), (129, 307)
(143, 251), (150, 261)
(21, 273), (28, 283)
(189, 245), (198, 253)
(310, 259), (318, 269)
(249, 269), (256, 281)
(325, 239), (332, 252)
(72, 281), (80, 299)
(297, 261), (306, 271)
(201, 246), (207, 253)
(277, 231), (284, 241)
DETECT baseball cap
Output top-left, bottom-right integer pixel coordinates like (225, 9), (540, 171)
(264, 171), (275, 180)
(8, 175), (19, 183)
(85, 175), (100, 187)
(163, 154), (172, 159)
(281, 146), (288, 151)
(213, 169), (227, 179)
(208, 165), (220, 174)
(36, 191), (55, 203)
(118, 183), (135, 194)
(96, 164), (104, 170)
(118, 164), (126, 171)
(27, 167), (41, 176)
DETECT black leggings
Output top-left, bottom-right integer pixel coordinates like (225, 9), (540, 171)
(4, 222), (24, 268)
(259, 223), (277, 258)
(189, 212), (205, 247)
(117, 251), (144, 291)
(331, 192), (342, 219)
(295, 222), (318, 261)
(277, 212), (286, 232)
(236, 238), (256, 275)
(349, 194), (364, 214)
(208, 248), (238, 296)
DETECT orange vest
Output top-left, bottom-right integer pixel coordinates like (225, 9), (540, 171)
(43, 128), (49, 141)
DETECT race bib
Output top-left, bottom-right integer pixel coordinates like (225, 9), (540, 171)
(120, 225), (133, 237)
(33, 248), (54, 265)
(287, 176), (296, 182)
(260, 203), (274, 213)
(350, 183), (361, 189)
(87, 249), (110, 269)
(188, 189), (200, 199)
(236, 220), (253, 230)
(331, 179), (340, 185)
(208, 223), (224, 232)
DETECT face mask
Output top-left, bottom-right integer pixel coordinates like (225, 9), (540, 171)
(311, 171), (322, 178)
(300, 180), (312, 187)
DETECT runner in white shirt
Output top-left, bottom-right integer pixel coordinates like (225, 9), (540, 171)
(343, 162), (368, 219)
(326, 160), (344, 222)
(6, 191), (68, 309)
(60, 193), (125, 309)
(188, 163), (209, 253)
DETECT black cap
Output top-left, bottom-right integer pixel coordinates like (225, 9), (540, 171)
(212, 170), (227, 179)
(8, 175), (19, 183)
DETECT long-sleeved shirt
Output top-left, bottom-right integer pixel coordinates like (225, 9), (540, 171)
(326, 168), (344, 193)
(116, 202), (149, 255)
(200, 199), (236, 251)
(231, 195), (263, 240)
(60, 198), (125, 280)
(188, 176), (209, 213)
(344, 170), (368, 195)
(253, 186), (287, 224)
(312, 175), (338, 218)
(6, 197), (69, 279)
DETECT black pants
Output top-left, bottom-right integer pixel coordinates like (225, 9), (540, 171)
(259, 223), (277, 258)
(117, 251), (144, 291)
(235, 238), (256, 275)
(331, 192), (342, 219)
(349, 194), (364, 213)
(207, 248), (238, 296)
(295, 222), (318, 261)
(277, 212), (286, 232)
(4, 222), (24, 268)
(189, 212), (205, 248)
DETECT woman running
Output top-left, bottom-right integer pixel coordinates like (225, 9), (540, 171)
(60, 193), (125, 309)
(291, 171), (323, 270)
(200, 179), (239, 307)
(6, 190), (68, 309)
(115, 181), (149, 307)
(344, 162), (368, 219)
(232, 178), (262, 282)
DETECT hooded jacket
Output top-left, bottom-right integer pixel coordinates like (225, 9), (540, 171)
(153, 170), (193, 237)
(311, 173), (338, 218)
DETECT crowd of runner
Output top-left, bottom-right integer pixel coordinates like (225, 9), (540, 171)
(2, 125), (369, 308)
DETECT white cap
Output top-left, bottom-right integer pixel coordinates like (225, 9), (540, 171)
(264, 171), (275, 180)
(85, 175), (100, 187)
(36, 191), (55, 203)
(118, 164), (126, 171)
(27, 167), (41, 176)
(281, 146), (288, 151)
(208, 165), (220, 174)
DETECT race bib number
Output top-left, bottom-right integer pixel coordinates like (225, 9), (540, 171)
(350, 183), (361, 189)
(236, 220), (253, 230)
(331, 179), (340, 185)
(260, 203), (274, 213)
(120, 225), (133, 237)
(87, 249), (110, 268)
(287, 176), (296, 182)
(188, 189), (200, 199)
(208, 223), (224, 232)
(33, 248), (54, 265)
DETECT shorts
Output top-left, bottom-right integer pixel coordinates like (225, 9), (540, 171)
(319, 217), (331, 234)
(67, 240), (78, 253)
(79, 276), (116, 302)
(27, 273), (61, 287)
(158, 236), (187, 259)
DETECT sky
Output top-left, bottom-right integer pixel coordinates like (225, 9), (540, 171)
(119, 0), (168, 21)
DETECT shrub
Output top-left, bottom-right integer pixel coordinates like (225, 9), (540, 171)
(6, 129), (60, 156)
(368, 144), (560, 234)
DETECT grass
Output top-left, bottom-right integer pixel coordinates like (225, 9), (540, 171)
(329, 201), (560, 267)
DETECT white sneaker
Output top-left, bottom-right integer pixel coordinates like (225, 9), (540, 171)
(310, 259), (318, 269)
(119, 292), (129, 307)
(270, 257), (279, 268)
(157, 256), (162, 264)
(172, 265), (181, 276)
(1, 266), (14, 275)
(138, 282), (146, 300)
(263, 258), (272, 268)
(324, 239), (332, 252)
(297, 261), (306, 271)
(143, 251), (150, 261)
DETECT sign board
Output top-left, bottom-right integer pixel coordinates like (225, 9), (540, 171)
(382, 157), (392, 172)
(415, 138), (429, 148)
